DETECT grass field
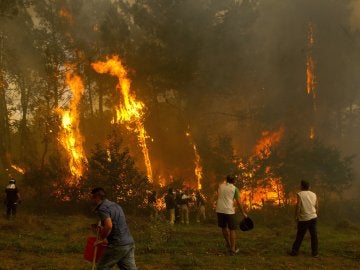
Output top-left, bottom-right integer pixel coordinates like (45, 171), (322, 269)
(0, 210), (359, 270)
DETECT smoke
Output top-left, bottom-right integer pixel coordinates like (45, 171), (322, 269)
(350, 0), (360, 30)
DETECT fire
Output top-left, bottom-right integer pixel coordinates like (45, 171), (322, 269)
(11, 164), (25, 175)
(186, 130), (203, 190)
(91, 55), (153, 182)
(306, 22), (317, 139)
(158, 175), (166, 188)
(255, 127), (284, 159)
(57, 69), (87, 185)
(240, 127), (286, 208)
(59, 7), (74, 24)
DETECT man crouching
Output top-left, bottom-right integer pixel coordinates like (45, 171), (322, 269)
(91, 187), (137, 270)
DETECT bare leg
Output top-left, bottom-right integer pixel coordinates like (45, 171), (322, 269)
(222, 228), (231, 249)
(229, 230), (236, 252)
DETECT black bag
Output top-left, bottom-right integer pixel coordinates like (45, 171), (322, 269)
(239, 217), (254, 231)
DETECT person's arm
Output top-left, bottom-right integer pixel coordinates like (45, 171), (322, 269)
(295, 194), (300, 221)
(236, 197), (247, 218)
(100, 218), (112, 240)
(234, 188), (247, 218)
(315, 196), (319, 216)
(95, 217), (112, 245)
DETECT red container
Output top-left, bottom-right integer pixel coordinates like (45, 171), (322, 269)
(84, 237), (107, 263)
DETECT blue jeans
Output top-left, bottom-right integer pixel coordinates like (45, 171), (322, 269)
(97, 243), (137, 270)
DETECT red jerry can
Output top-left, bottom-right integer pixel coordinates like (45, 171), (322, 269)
(84, 237), (107, 263)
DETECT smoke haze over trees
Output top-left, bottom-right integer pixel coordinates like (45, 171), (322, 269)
(0, 0), (359, 203)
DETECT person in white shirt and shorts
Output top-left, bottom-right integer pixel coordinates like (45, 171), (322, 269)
(216, 175), (247, 255)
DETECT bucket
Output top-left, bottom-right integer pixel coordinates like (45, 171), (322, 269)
(83, 237), (107, 262)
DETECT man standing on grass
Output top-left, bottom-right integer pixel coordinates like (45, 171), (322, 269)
(91, 187), (137, 270)
(165, 188), (176, 225)
(288, 180), (318, 257)
(4, 178), (21, 220)
(196, 190), (206, 223)
(216, 175), (247, 255)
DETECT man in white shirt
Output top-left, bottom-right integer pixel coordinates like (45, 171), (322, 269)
(289, 180), (319, 257)
(216, 175), (247, 255)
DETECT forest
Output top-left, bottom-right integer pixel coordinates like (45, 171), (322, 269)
(0, 0), (359, 209)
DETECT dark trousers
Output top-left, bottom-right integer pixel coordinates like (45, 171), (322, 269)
(6, 202), (17, 219)
(292, 218), (318, 256)
(97, 243), (137, 270)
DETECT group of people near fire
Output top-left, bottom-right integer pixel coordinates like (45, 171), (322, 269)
(4, 174), (318, 269)
(147, 187), (207, 225)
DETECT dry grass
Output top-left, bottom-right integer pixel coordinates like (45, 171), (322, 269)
(0, 211), (359, 269)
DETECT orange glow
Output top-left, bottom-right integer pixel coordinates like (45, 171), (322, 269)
(186, 130), (203, 190)
(91, 55), (153, 182)
(306, 22), (317, 139)
(309, 127), (315, 140)
(241, 178), (285, 209)
(57, 69), (87, 185)
(240, 127), (286, 208)
(11, 164), (25, 175)
(255, 127), (284, 159)
(158, 175), (166, 188)
(59, 7), (74, 24)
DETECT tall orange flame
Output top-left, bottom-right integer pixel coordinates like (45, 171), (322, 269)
(57, 69), (87, 185)
(306, 22), (316, 139)
(240, 127), (285, 208)
(91, 55), (153, 182)
(186, 130), (203, 190)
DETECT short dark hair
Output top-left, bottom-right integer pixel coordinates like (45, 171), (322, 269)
(300, 180), (310, 190)
(226, 175), (235, 184)
(91, 187), (106, 200)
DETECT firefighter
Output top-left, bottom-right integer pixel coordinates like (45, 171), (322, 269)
(4, 178), (21, 220)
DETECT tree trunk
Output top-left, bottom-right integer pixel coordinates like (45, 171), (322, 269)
(98, 82), (103, 118)
(0, 72), (11, 170)
(40, 91), (51, 171)
(87, 77), (94, 118)
(20, 76), (30, 162)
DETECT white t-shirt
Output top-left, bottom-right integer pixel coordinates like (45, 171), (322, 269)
(298, 190), (317, 221)
(216, 182), (239, 215)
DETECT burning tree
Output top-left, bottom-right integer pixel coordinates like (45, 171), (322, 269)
(91, 55), (153, 182)
(238, 127), (286, 209)
(84, 131), (150, 210)
(265, 134), (355, 202)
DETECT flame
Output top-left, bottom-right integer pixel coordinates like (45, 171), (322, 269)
(91, 55), (153, 182)
(309, 127), (315, 140)
(158, 175), (166, 188)
(59, 7), (74, 24)
(306, 22), (317, 139)
(57, 69), (87, 185)
(240, 127), (286, 208)
(255, 127), (284, 159)
(186, 130), (203, 190)
(11, 164), (25, 175)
